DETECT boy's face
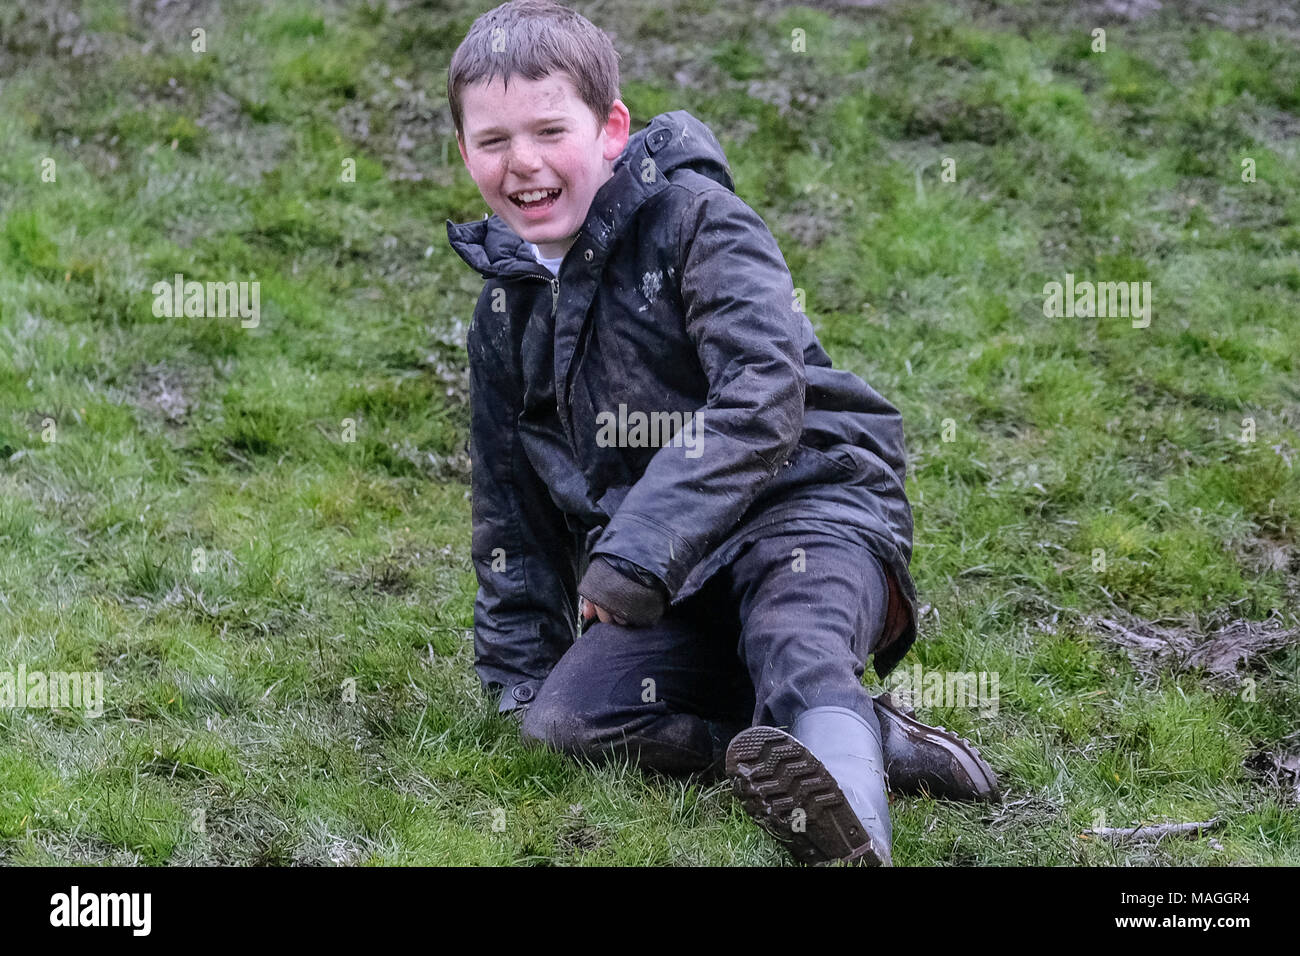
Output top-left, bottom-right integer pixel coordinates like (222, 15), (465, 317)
(457, 72), (630, 261)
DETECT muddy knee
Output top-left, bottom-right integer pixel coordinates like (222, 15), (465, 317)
(519, 697), (594, 756)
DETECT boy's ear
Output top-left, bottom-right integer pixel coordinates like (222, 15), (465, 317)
(602, 99), (631, 162)
(456, 133), (470, 167)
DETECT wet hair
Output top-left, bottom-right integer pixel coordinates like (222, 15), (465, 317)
(448, 0), (621, 140)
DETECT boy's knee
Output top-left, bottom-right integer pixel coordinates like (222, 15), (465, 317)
(519, 695), (595, 756)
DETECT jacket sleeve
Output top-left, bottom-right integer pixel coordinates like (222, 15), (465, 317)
(467, 288), (579, 711)
(587, 186), (805, 599)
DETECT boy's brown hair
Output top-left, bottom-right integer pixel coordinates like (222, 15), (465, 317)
(447, 0), (621, 140)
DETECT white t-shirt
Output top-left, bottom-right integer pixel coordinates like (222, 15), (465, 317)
(529, 243), (565, 276)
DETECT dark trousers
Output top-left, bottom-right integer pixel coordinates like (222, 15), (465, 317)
(520, 531), (890, 774)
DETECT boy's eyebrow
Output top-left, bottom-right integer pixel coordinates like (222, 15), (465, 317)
(471, 116), (571, 138)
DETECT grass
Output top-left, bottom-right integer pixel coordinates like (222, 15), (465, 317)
(1, 0), (1298, 865)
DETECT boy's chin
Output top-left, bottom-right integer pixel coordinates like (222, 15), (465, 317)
(500, 206), (572, 243)
(515, 223), (572, 248)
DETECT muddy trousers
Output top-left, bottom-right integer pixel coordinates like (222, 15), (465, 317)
(520, 531), (891, 775)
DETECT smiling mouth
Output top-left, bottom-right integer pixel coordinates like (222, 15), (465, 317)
(508, 187), (562, 210)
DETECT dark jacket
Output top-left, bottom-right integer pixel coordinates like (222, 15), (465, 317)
(446, 110), (918, 713)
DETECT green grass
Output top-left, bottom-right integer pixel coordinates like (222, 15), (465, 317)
(1, 0), (1298, 865)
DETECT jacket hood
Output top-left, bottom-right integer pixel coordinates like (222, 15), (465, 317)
(446, 110), (734, 278)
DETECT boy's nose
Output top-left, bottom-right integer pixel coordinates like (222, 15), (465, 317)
(506, 142), (543, 174)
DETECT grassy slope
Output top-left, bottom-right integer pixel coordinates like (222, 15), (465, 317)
(0, 0), (1297, 865)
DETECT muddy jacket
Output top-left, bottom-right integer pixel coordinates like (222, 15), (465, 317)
(446, 110), (919, 712)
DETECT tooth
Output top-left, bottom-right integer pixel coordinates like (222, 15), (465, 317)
(512, 188), (559, 203)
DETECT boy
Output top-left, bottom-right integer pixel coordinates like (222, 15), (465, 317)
(445, 0), (997, 865)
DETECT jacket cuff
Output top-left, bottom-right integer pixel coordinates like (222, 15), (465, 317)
(578, 556), (667, 627)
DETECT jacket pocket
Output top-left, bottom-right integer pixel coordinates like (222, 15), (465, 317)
(798, 444), (861, 478)
(753, 443), (858, 508)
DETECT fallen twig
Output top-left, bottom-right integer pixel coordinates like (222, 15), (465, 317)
(1083, 817), (1223, 844)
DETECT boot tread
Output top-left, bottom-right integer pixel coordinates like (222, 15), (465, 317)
(726, 726), (888, 866)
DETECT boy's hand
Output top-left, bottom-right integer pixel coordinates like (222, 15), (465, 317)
(577, 555), (668, 628)
(579, 597), (629, 627)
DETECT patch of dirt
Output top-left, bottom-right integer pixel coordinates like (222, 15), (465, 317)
(1236, 535), (1298, 577)
(423, 318), (470, 409)
(391, 438), (472, 484)
(981, 795), (1062, 832)
(1244, 731), (1300, 805)
(1187, 0), (1300, 37)
(336, 63), (456, 185)
(342, 556), (414, 597)
(1098, 0), (1163, 19)
(25, 409), (62, 434)
(1090, 611), (1298, 686)
(556, 803), (608, 855)
(18, 832), (144, 866)
(742, 78), (824, 120)
(909, 0), (1300, 42)
(0, 1), (107, 72)
(129, 0), (230, 48)
(190, 88), (293, 182)
(200, 797), (298, 866)
(130, 361), (212, 424)
(806, 0), (894, 8)
(777, 195), (843, 249)
(904, 98), (1019, 145)
(328, 545), (454, 597)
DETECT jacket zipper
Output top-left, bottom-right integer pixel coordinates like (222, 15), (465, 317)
(535, 271), (578, 437)
(553, 276), (586, 472)
(543, 274), (569, 410)
(552, 277), (572, 414)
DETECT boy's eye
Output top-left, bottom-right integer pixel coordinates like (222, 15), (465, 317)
(477, 129), (559, 147)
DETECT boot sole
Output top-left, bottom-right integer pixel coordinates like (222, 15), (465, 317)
(874, 695), (1000, 801)
(725, 726), (889, 866)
